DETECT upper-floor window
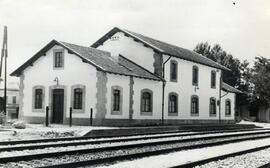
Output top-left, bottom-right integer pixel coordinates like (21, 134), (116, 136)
(191, 95), (199, 115)
(34, 89), (43, 109)
(170, 60), (178, 82)
(73, 88), (83, 109)
(168, 93), (178, 115)
(225, 99), (231, 116)
(12, 96), (16, 104)
(54, 49), (64, 68)
(141, 89), (153, 114)
(209, 97), (216, 116)
(192, 66), (199, 86)
(211, 70), (216, 88)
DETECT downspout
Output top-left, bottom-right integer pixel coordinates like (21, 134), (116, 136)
(162, 55), (172, 125)
(219, 71), (223, 124)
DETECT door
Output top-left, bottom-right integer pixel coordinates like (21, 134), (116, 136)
(52, 89), (64, 124)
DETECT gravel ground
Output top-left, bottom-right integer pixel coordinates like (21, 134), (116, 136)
(195, 148), (270, 168)
(1, 133), (270, 167)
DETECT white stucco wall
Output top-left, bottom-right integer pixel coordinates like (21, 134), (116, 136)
(163, 55), (223, 120)
(21, 45), (97, 119)
(133, 78), (163, 120)
(105, 74), (130, 119)
(97, 32), (156, 73)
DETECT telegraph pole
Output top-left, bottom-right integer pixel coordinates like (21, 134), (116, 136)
(1, 26), (7, 115)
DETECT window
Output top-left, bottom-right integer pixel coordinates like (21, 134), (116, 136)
(12, 96), (16, 104)
(192, 66), (199, 86)
(211, 70), (216, 88)
(168, 93), (178, 115)
(32, 86), (45, 112)
(113, 89), (120, 111)
(225, 99), (231, 116)
(191, 95), (199, 115)
(170, 60), (178, 82)
(141, 89), (153, 114)
(209, 97), (216, 116)
(71, 85), (85, 112)
(35, 89), (43, 109)
(111, 86), (123, 114)
(73, 88), (83, 109)
(54, 50), (64, 68)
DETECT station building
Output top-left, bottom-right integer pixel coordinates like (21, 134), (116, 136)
(11, 27), (241, 126)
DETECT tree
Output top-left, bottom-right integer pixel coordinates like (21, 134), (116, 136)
(194, 42), (241, 87)
(251, 56), (270, 106)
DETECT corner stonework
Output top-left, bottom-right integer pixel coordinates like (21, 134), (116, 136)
(153, 52), (163, 77)
(129, 76), (134, 120)
(95, 70), (108, 124)
(18, 73), (25, 119)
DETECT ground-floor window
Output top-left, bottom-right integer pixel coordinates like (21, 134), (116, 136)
(141, 89), (153, 115)
(209, 97), (216, 116)
(225, 99), (231, 116)
(191, 95), (199, 116)
(73, 88), (83, 109)
(168, 92), (178, 115)
(111, 86), (123, 115)
(71, 84), (85, 112)
(32, 86), (45, 112)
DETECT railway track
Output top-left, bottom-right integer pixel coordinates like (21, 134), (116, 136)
(1, 128), (269, 152)
(0, 127), (267, 146)
(1, 129), (270, 167)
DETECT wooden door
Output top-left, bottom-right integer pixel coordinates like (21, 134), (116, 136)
(52, 89), (64, 123)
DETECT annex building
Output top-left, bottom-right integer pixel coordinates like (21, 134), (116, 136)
(11, 27), (242, 126)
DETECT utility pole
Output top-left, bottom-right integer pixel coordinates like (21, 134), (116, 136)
(1, 26), (7, 115)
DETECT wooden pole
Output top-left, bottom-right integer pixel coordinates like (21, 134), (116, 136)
(69, 107), (72, 127)
(3, 26), (7, 115)
(90, 108), (93, 126)
(46, 106), (49, 127)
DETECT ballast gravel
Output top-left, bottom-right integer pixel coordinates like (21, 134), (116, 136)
(1, 133), (270, 167)
(196, 148), (270, 168)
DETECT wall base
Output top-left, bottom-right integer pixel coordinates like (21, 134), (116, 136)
(23, 116), (235, 126)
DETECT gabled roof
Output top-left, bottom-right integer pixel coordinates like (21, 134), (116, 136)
(10, 40), (162, 81)
(222, 83), (242, 94)
(91, 27), (230, 71)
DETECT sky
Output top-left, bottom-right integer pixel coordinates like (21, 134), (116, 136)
(0, 0), (269, 83)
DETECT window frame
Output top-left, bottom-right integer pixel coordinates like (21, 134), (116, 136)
(168, 92), (178, 116)
(225, 99), (231, 116)
(190, 95), (199, 116)
(71, 84), (86, 113)
(170, 60), (178, 82)
(140, 89), (153, 116)
(211, 70), (216, 88)
(12, 96), (16, 104)
(32, 86), (45, 112)
(209, 97), (217, 117)
(53, 49), (65, 69)
(111, 86), (123, 115)
(192, 65), (199, 86)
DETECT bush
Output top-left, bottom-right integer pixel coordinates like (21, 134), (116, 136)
(12, 121), (26, 129)
(0, 112), (6, 125)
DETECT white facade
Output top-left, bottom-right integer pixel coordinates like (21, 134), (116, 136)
(13, 29), (238, 126)
(20, 45), (98, 123)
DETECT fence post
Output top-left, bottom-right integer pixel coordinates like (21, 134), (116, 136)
(90, 108), (93, 126)
(45, 106), (49, 127)
(69, 107), (72, 127)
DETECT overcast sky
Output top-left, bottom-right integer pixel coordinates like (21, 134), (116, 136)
(0, 0), (269, 83)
